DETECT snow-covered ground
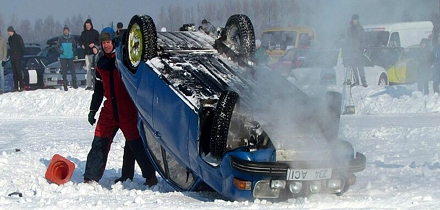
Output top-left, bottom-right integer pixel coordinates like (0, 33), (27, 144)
(1, 83), (440, 209)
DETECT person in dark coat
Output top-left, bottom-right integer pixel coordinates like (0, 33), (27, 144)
(115, 22), (126, 37)
(7, 26), (25, 91)
(432, 35), (440, 93)
(56, 25), (77, 91)
(417, 38), (433, 95)
(83, 29), (157, 186)
(79, 19), (100, 90)
(346, 14), (367, 87)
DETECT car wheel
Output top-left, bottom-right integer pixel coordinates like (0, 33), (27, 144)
(209, 90), (239, 158)
(224, 14), (256, 61)
(123, 15), (158, 73)
(378, 73), (388, 86)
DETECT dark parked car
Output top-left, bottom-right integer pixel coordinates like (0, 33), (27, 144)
(115, 14), (366, 201)
(7, 43), (42, 59)
(43, 58), (88, 88)
(37, 35), (84, 63)
(3, 55), (51, 91)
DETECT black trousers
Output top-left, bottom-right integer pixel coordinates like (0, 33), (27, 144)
(11, 57), (24, 90)
(60, 58), (77, 88)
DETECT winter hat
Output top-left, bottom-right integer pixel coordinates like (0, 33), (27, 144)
(117, 22), (123, 29)
(202, 19), (208, 24)
(351, 14), (359, 20)
(100, 27), (115, 42)
(7, 26), (14, 32)
(63, 25), (69, 31)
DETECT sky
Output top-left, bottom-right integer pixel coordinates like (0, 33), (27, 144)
(0, 0), (205, 31)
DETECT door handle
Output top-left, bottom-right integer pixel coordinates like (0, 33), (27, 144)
(154, 131), (161, 138)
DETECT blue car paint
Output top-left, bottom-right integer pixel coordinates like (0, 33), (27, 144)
(115, 43), (262, 200)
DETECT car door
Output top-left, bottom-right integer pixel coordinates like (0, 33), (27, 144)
(152, 75), (191, 165)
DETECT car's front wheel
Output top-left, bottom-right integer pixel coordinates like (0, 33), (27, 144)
(209, 90), (239, 158)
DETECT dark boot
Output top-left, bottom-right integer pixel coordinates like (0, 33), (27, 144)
(84, 137), (112, 182)
(114, 145), (136, 183)
(63, 82), (68, 91)
(126, 138), (157, 186)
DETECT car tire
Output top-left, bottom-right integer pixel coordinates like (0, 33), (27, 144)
(378, 73), (388, 86)
(123, 15), (158, 73)
(209, 90), (239, 158)
(224, 14), (256, 61)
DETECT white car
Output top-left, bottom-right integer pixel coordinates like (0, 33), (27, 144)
(289, 49), (388, 87)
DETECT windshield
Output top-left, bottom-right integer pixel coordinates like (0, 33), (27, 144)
(261, 31), (297, 50)
(364, 31), (390, 47)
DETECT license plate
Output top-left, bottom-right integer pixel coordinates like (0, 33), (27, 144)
(286, 168), (332, 181)
(51, 77), (58, 81)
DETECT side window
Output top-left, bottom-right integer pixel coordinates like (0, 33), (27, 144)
(164, 150), (196, 190)
(141, 123), (196, 190)
(389, 32), (401, 48)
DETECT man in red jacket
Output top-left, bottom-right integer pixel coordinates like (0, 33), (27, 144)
(83, 28), (157, 186)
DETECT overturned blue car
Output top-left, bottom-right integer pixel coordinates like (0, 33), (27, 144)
(115, 14), (366, 201)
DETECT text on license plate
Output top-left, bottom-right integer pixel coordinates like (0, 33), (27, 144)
(286, 168), (332, 181)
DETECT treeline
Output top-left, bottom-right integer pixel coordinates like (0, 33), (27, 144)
(0, 14), (87, 45)
(158, 0), (319, 38)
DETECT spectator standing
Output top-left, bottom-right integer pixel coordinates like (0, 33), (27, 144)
(254, 39), (268, 65)
(346, 14), (367, 87)
(56, 25), (77, 91)
(0, 30), (7, 94)
(7, 26), (25, 92)
(432, 34), (440, 93)
(84, 29), (157, 186)
(417, 38), (433, 95)
(115, 22), (126, 37)
(200, 19), (216, 36)
(79, 19), (100, 90)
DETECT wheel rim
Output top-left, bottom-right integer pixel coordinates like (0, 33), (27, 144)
(228, 25), (241, 52)
(128, 23), (143, 68)
(379, 77), (387, 86)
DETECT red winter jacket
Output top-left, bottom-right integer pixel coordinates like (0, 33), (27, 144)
(90, 51), (139, 139)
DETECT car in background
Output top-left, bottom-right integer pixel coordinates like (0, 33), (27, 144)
(43, 58), (88, 88)
(289, 49), (388, 86)
(37, 35), (83, 63)
(269, 48), (310, 77)
(2, 55), (51, 90)
(7, 43), (42, 58)
(261, 26), (318, 63)
(387, 45), (420, 84)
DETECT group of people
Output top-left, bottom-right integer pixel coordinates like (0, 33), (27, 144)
(0, 19), (158, 186)
(58, 19), (100, 91)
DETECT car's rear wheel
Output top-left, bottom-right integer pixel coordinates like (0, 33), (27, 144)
(224, 14), (255, 61)
(378, 73), (388, 86)
(124, 15), (157, 73)
(209, 90), (239, 158)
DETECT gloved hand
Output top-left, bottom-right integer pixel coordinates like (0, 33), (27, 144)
(88, 111), (97, 125)
(1, 61), (5, 67)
